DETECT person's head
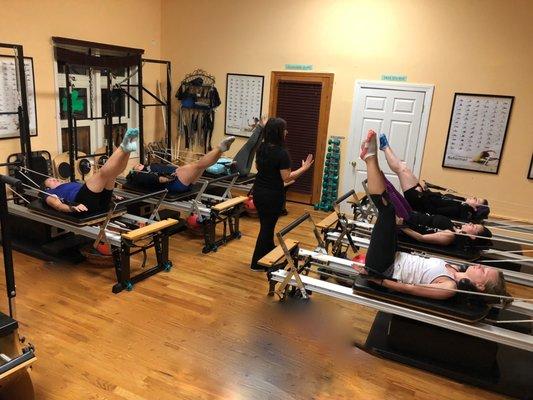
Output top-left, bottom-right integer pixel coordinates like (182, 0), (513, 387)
(43, 177), (63, 190)
(461, 265), (510, 305)
(461, 223), (492, 241)
(465, 196), (488, 208)
(263, 117), (287, 147)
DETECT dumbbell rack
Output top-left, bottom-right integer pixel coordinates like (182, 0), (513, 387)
(315, 136), (342, 212)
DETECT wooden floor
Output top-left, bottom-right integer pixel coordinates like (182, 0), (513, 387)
(1, 201), (529, 399)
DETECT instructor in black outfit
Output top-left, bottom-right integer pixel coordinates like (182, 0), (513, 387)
(250, 117), (314, 271)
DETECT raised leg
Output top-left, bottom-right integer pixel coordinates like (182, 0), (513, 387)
(86, 128), (138, 192)
(360, 130), (398, 275)
(175, 136), (235, 186)
(380, 134), (419, 192)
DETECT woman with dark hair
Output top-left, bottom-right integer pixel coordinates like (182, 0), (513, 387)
(250, 117), (314, 271)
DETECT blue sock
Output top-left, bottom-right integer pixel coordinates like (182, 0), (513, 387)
(120, 128), (139, 153)
(379, 133), (389, 150)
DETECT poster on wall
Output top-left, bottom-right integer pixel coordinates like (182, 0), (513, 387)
(442, 93), (513, 174)
(225, 73), (264, 137)
(528, 155), (533, 180)
(0, 56), (38, 139)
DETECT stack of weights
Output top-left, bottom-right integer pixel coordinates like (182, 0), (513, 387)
(315, 137), (341, 211)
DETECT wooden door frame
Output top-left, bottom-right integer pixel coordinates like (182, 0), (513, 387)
(269, 71), (334, 204)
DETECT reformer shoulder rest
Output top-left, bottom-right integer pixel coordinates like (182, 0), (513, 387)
(28, 200), (124, 226)
(352, 276), (490, 323)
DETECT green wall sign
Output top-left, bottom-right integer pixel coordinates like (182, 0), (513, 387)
(381, 74), (407, 82)
(285, 64), (313, 71)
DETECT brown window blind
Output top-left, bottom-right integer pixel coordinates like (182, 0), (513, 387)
(275, 81), (322, 194)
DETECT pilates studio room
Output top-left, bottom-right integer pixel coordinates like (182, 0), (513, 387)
(0, 0), (532, 399)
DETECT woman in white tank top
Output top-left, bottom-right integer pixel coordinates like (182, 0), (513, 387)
(357, 130), (508, 301)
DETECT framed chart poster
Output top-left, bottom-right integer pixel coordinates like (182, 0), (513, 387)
(225, 73), (264, 137)
(0, 56), (38, 139)
(442, 93), (514, 174)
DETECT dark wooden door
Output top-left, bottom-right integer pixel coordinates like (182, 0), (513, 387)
(269, 72), (334, 204)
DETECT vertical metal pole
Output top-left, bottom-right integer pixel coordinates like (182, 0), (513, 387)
(14, 45), (32, 170)
(138, 59), (144, 164)
(166, 62), (172, 157)
(65, 64), (76, 181)
(106, 72), (113, 155)
(0, 181), (16, 318)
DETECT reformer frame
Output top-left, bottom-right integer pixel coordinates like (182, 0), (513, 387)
(7, 181), (180, 293)
(115, 172), (246, 253)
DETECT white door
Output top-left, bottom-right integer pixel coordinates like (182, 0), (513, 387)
(343, 81), (434, 203)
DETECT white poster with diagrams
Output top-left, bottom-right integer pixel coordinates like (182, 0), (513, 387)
(224, 73), (264, 137)
(442, 93), (513, 174)
(0, 56), (37, 139)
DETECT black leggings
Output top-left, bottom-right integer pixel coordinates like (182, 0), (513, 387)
(250, 187), (284, 268)
(365, 192), (397, 275)
(250, 211), (281, 268)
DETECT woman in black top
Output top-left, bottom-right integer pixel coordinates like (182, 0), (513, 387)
(250, 117), (314, 271)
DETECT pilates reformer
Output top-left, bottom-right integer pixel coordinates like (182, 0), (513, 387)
(5, 165), (182, 294)
(115, 172), (247, 253)
(261, 213), (533, 398)
(320, 189), (533, 286)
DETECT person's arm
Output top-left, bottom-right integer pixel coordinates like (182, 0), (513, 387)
(401, 228), (455, 246)
(380, 278), (456, 300)
(280, 154), (314, 183)
(45, 195), (87, 213)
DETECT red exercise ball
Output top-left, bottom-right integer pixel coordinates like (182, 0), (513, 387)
(96, 242), (112, 256)
(244, 196), (258, 217)
(186, 214), (202, 231)
(351, 253), (366, 265)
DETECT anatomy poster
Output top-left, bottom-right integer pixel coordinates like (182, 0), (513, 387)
(442, 93), (513, 174)
(225, 73), (264, 137)
(0, 56), (37, 139)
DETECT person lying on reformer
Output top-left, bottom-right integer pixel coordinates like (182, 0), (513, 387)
(126, 136), (236, 193)
(355, 130), (508, 301)
(378, 134), (490, 221)
(398, 210), (492, 248)
(42, 128), (140, 214)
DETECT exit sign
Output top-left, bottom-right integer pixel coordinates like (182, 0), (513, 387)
(381, 74), (407, 82)
(285, 64), (313, 71)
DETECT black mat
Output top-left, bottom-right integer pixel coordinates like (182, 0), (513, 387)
(353, 276), (490, 323)
(121, 182), (204, 201)
(28, 200), (115, 226)
(397, 232), (481, 262)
